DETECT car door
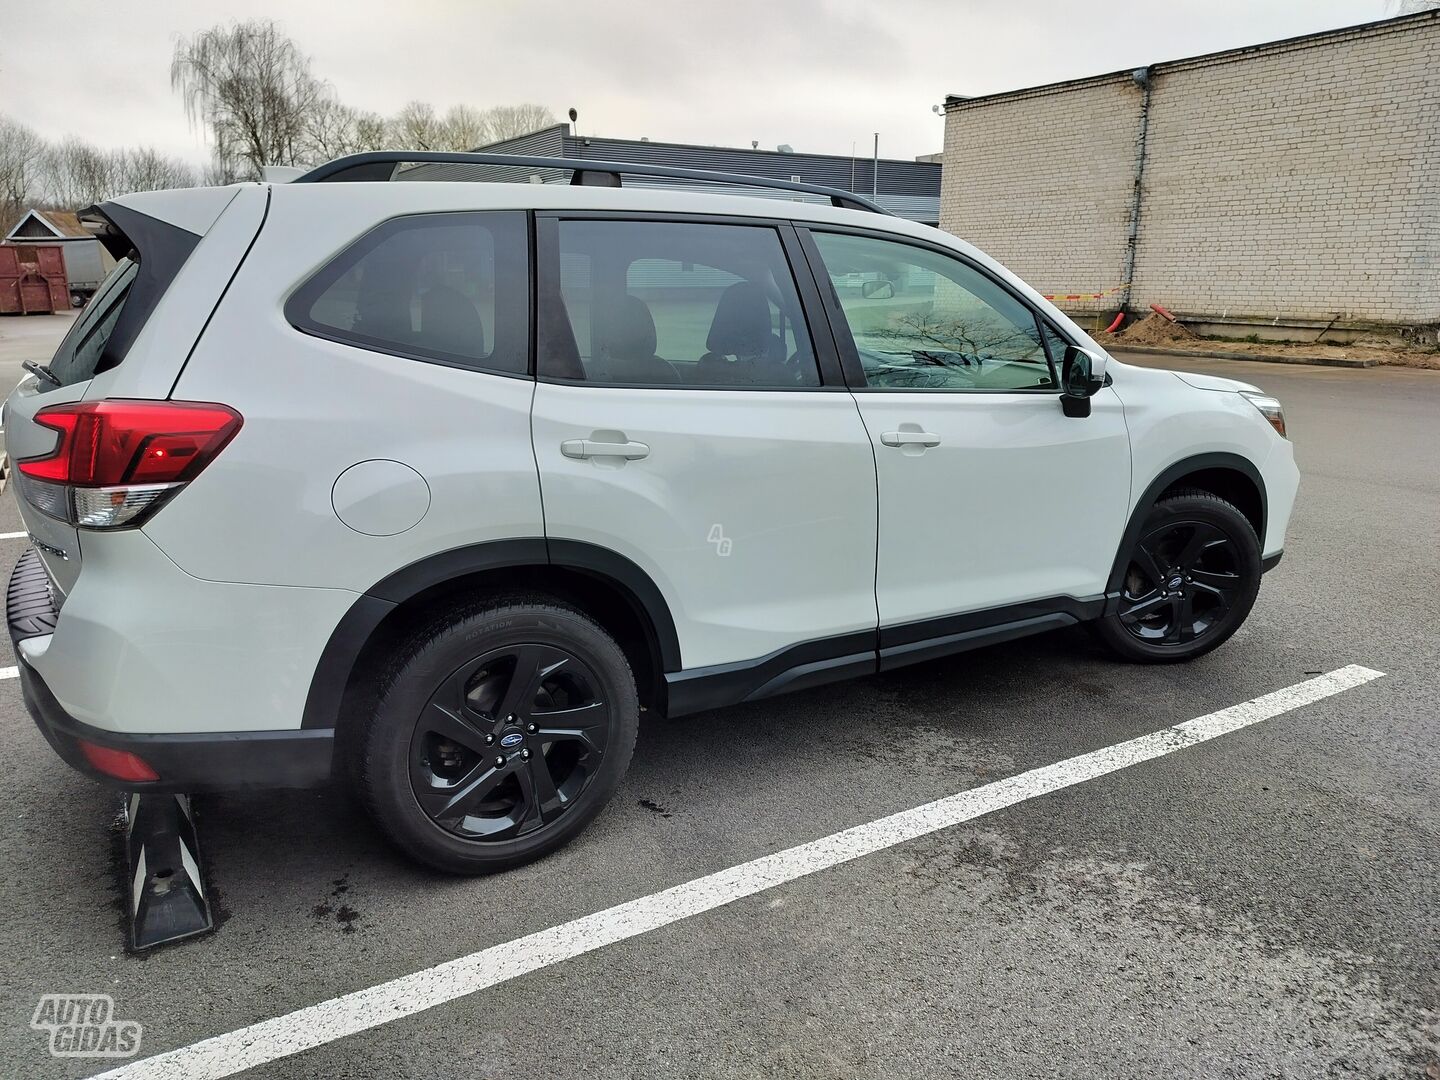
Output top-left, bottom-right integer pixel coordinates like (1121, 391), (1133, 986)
(530, 214), (878, 676)
(799, 227), (1132, 657)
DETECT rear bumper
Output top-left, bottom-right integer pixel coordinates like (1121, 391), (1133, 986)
(8, 548), (334, 792)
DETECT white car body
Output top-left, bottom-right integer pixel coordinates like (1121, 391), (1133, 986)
(4, 171), (1296, 793)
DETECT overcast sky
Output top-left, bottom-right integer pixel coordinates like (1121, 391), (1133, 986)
(1, 0), (1396, 165)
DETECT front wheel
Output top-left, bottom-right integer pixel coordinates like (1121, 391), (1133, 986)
(356, 596), (638, 874)
(1094, 490), (1262, 663)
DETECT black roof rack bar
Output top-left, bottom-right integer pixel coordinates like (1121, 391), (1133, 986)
(290, 151), (893, 215)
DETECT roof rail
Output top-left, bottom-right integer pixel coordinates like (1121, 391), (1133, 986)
(290, 151), (893, 215)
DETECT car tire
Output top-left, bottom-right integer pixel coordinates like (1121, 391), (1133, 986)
(1094, 490), (1262, 664)
(356, 594), (638, 874)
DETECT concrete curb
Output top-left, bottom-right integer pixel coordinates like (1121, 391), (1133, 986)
(1108, 345), (1378, 369)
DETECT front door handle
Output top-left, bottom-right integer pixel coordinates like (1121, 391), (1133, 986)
(561, 438), (650, 460)
(880, 430), (941, 448)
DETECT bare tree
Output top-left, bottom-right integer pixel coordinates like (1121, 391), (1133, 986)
(481, 104), (556, 141)
(442, 105), (491, 150)
(171, 19), (325, 179)
(301, 96), (364, 162)
(116, 147), (198, 193)
(352, 111), (390, 153)
(1389, 0), (1439, 11)
(43, 137), (119, 207)
(0, 116), (47, 223)
(388, 101), (445, 151)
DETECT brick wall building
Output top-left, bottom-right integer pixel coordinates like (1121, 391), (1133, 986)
(940, 11), (1440, 338)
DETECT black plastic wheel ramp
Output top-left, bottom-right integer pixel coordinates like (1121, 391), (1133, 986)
(126, 794), (213, 950)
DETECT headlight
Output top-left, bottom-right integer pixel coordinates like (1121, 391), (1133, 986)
(1240, 391), (1286, 438)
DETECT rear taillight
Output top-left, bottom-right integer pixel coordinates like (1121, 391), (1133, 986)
(17, 400), (242, 529)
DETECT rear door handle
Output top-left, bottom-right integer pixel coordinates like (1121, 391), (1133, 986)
(561, 438), (650, 460)
(880, 430), (941, 447)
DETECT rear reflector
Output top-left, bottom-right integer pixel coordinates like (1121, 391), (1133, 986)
(17, 400), (241, 529)
(78, 740), (160, 783)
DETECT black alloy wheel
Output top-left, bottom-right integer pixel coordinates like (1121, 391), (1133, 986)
(1094, 490), (1261, 663)
(356, 596), (638, 874)
(1117, 520), (1244, 646)
(410, 643), (610, 841)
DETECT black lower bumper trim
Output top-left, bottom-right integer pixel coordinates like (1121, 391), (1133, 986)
(1261, 550), (1284, 573)
(18, 660), (334, 793)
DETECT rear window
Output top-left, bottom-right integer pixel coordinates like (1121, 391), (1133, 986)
(286, 211), (529, 376)
(47, 258), (138, 387)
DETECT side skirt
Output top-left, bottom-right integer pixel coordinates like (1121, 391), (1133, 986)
(664, 596), (1107, 717)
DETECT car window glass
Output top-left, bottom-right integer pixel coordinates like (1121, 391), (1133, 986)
(289, 212), (528, 374)
(1041, 323), (1072, 367)
(541, 219), (819, 388)
(46, 258), (138, 387)
(812, 231), (1054, 391)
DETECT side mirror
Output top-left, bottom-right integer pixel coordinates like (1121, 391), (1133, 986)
(1060, 345), (1108, 418)
(861, 279), (895, 300)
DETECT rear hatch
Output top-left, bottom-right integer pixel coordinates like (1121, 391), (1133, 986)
(2, 186), (263, 597)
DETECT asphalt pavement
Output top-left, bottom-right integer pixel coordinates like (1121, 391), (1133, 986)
(0, 310), (1434, 1079)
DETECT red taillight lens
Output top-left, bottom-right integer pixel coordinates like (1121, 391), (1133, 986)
(77, 740), (160, 783)
(16, 400), (242, 529)
(19, 400), (243, 486)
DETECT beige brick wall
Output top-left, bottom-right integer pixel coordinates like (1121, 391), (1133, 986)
(940, 13), (1440, 326)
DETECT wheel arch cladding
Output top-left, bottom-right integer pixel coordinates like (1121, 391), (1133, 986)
(302, 539), (680, 734)
(1109, 453), (1266, 595)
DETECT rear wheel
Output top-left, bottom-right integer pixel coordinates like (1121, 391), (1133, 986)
(356, 596), (638, 874)
(1094, 491), (1261, 663)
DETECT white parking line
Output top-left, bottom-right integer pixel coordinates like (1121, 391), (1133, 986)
(0, 667), (15, 680)
(0, 531), (28, 540)
(90, 664), (1384, 1080)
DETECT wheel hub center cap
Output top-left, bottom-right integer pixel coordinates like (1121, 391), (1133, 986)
(1167, 574), (1184, 591)
(499, 730), (525, 750)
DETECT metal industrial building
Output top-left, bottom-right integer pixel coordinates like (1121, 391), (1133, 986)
(406, 125), (941, 224)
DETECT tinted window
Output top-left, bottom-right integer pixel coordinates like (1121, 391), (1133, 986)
(47, 258), (138, 387)
(812, 231), (1055, 391)
(288, 212), (528, 374)
(1041, 322), (1072, 367)
(540, 220), (819, 388)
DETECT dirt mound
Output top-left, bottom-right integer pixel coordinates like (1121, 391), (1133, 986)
(1115, 312), (1199, 347)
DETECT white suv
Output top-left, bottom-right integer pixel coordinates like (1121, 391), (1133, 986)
(4, 153), (1296, 874)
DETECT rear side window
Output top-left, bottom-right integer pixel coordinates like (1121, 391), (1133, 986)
(539, 218), (819, 388)
(47, 258), (138, 387)
(287, 212), (528, 375)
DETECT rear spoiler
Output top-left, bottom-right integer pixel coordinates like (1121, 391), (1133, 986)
(75, 202), (202, 374)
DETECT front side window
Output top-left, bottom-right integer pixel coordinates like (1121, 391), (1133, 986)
(288, 211), (528, 374)
(811, 231), (1056, 391)
(540, 219), (819, 388)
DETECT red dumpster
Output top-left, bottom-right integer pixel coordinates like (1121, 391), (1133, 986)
(0, 244), (69, 314)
